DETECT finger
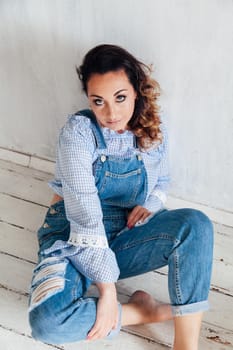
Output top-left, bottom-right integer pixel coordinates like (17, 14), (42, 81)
(87, 322), (112, 340)
(112, 320), (118, 329)
(87, 328), (104, 341)
(88, 327), (110, 341)
(140, 211), (152, 222)
(87, 321), (102, 339)
(128, 210), (147, 227)
(128, 210), (151, 228)
(127, 207), (143, 227)
(87, 327), (99, 340)
(127, 206), (141, 221)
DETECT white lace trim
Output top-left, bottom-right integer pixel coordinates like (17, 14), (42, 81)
(150, 189), (167, 204)
(68, 233), (109, 248)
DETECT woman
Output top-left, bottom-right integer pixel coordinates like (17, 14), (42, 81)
(29, 44), (213, 350)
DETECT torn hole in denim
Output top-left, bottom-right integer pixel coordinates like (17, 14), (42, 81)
(29, 258), (67, 311)
(49, 208), (57, 215)
(30, 277), (65, 310)
(33, 262), (67, 285)
(35, 256), (63, 271)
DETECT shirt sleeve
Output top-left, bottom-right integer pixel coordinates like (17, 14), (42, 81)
(142, 122), (170, 213)
(48, 115), (120, 283)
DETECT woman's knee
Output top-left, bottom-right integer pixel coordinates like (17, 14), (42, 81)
(160, 208), (213, 243)
(29, 306), (60, 344)
(29, 302), (87, 344)
(184, 208), (213, 238)
(178, 208), (214, 257)
(29, 257), (78, 344)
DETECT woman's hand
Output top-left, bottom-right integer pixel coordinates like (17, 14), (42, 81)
(127, 205), (152, 229)
(87, 283), (119, 341)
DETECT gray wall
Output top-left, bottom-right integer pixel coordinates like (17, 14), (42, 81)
(0, 0), (232, 212)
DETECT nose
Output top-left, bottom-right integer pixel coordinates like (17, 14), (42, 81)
(106, 104), (117, 121)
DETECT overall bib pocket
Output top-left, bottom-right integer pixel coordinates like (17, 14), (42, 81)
(94, 154), (148, 208)
(98, 168), (143, 207)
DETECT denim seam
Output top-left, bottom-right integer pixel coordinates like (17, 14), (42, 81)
(103, 215), (126, 220)
(113, 233), (177, 252)
(174, 250), (182, 304)
(71, 273), (82, 301)
(75, 297), (98, 306)
(105, 169), (142, 178)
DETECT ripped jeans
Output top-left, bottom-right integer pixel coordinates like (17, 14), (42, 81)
(29, 200), (213, 345)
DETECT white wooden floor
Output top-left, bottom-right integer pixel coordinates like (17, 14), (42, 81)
(0, 158), (233, 350)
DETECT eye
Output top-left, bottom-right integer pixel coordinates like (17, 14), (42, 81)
(116, 95), (126, 103)
(93, 98), (104, 106)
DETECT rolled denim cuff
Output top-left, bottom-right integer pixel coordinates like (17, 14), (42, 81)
(107, 302), (122, 339)
(172, 300), (209, 316)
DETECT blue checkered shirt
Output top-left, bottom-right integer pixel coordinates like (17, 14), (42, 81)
(47, 113), (170, 283)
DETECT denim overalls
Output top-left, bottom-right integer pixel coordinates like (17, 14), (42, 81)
(88, 109), (148, 241)
(29, 111), (214, 345)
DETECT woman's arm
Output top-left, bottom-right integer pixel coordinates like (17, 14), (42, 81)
(51, 114), (120, 283)
(87, 282), (119, 341)
(127, 122), (170, 228)
(142, 121), (170, 213)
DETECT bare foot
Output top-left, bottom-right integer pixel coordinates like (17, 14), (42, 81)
(127, 290), (172, 324)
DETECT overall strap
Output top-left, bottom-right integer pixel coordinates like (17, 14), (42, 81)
(75, 109), (107, 149)
(133, 136), (138, 148)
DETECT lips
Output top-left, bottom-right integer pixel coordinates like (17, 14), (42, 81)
(106, 120), (121, 124)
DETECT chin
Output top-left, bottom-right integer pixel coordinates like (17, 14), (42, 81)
(110, 123), (127, 131)
(112, 127), (125, 133)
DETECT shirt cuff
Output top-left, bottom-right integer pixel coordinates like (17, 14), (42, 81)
(44, 239), (120, 283)
(143, 195), (164, 213)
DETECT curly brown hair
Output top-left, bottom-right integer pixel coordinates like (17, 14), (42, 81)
(77, 44), (162, 149)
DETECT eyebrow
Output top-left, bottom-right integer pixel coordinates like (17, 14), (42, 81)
(90, 89), (128, 98)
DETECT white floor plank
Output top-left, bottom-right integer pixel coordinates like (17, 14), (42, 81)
(0, 328), (61, 350)
(0, 287), (31, 336)
(0, 160), (53, 206)
(0, 193), (47, 231)
(0, 221), (38, 263)
(0, 159), (51, 180)
(124, 323), (233, 350)
(214, 226), (233, 265)
(65, 332), (169, 350)
(0, 253), (34, 294)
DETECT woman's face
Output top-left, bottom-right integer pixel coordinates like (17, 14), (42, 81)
(87, 69), (137, 132)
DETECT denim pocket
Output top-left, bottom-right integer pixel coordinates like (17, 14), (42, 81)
(98, 169), (143, 207)
(38, 206), (70, 250)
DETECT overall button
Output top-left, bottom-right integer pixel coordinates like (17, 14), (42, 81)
(137, 154), (142, 161)
(100, 155), (107, 162)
